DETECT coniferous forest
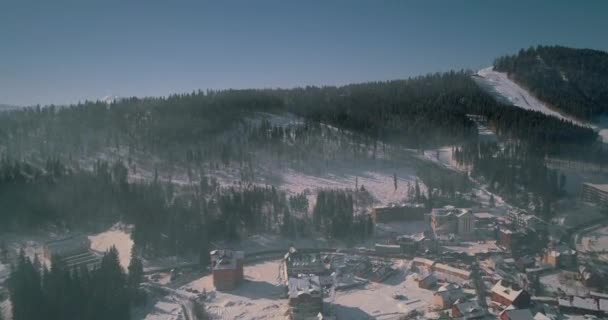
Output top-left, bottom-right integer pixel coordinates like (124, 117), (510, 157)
(8, 247), (143, 320)
(494, 45), (608, 120)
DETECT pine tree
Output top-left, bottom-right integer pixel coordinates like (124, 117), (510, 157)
(127, 250), (144, 291)
(393, 173), (398, 191)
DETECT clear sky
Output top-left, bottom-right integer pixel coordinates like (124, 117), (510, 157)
(1, 0), (607, 106)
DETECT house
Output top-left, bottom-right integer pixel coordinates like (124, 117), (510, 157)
(412, 257), (435, 273)
(374, 244), (401, 255)
(283, 247), (329, 280)
(581, 182), (608, 207)
(456, 210), (476, 239)
(210, 249), (244, 290)
(430, 206), (476, 238)
(543, 245), (576, 269)
(506, 210), (545, 232)
(396, 233), (432, 254)
(418, 273), (437, 289)
(558, 296), (605, 317)
(451, 300), (485, 319)
(44, 235), (102, 272)
(499, 308), (534, 320)
(288, 275), (323, 320)
(44, 235), (91, 260)
(433, 263), (471, 284)
(491, 280), (531, 309)
(578, 264), (607, 288)
(371, 203), (426, 223)
(433, 284), (464, 309)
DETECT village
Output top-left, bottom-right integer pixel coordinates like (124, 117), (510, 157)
(6, 181), (602, 320)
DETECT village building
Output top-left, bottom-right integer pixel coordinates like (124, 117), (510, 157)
(490, 280), (531, 309)
(396, 233), (435, 254)
(451, 300), (485, 320)
(433, 263), (471, 284)
(558, 296), (606, 317)
(282, 247), (329, 281)
(44, 235), (102, 272)
(430, 206), (477, 239)
(287, 275), (323, 320)
(542, 246), (577, 269)
(374, 243), (401, 255)
(210, 249), (244, 290)
(412, 257), (436, 273)
(44, 234), (91, 260)
(433, 283), (465, 309)
(499, 308), (535, 320)
(578, 264), (607, 288)
(581, 182), (608, 207)
(506, 210), (545, 232)
(371, 203), (426, 223)
(417, 273), (437, 289)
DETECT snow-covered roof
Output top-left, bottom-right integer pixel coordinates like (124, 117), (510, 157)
(500, 308), (534, 320)
(412, 257), (435, 266)
(453, 300), (484, 317)
(590, 291), (608, 300)
(491, 280), (525, 302)
(558, 296), (599, 311)
(288, 276), (322, 299)
(434, 263), (471, 278)
(473, 212), (495, 219)
(583, 182), (608, 193)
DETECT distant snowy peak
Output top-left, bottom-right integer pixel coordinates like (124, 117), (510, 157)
(101, 95), (120, 104)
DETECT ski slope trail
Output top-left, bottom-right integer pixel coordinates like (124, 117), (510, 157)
(475, 67), (608, 143)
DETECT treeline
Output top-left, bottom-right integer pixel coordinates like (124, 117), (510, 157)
(0, 157), (375, 261)
(281, 71), (598, 155)
(494, 45), (608, 120)
(0, 70), (600, 167)
(312, 189), (373, 240)
(8, 247), (143, 320)
(454, 141), (566, 218)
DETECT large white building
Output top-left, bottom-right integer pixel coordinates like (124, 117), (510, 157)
(430, 206), (477, 239)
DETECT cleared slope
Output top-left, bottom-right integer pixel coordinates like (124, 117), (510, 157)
(475, 67), (608, 143)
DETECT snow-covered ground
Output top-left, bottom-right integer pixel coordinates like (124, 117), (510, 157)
(577, 224), (608, 263)
(89, 223), (134, 269)
(0, 262), (9, 284)
(282, 167), (423, 207)
(334, 269), (434, 319)
(540, 271), (589, 296)
(475, 67), (608, 143)
(184, 260), (287, 320)
(443, 241), (501, 255)
(475, 67), (587, 126)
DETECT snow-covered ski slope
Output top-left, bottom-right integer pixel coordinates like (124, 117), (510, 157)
(475, 67), (608, 143)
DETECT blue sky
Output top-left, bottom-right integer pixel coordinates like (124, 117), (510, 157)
(1, 0), (607, 106)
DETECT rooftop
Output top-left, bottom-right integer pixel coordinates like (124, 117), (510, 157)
(558, 296), (599, 311)
(453, 300), (484, 318)
(583, 182), (608, 193)
(500, 308), (534, 320)
(434, 263), (471, 278)
(210, 249), (244, 271)
(288, 276), (322, 299)
(491, 280), (525, 302)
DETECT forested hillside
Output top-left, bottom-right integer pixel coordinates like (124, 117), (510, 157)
(0, 71), (598, 165)
(494, 45), (608, 120)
